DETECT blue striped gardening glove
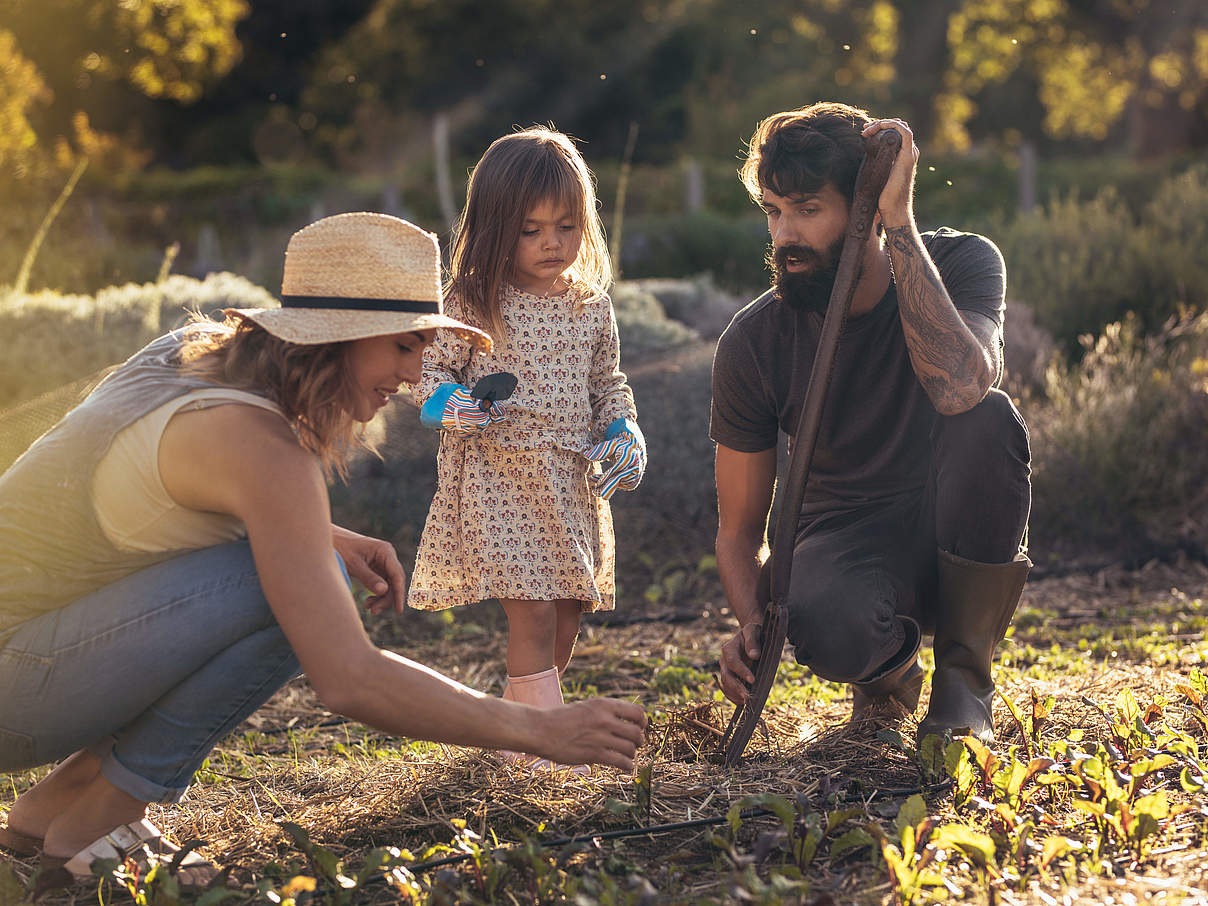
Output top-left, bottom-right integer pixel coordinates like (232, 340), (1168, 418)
(585, 418), (647, 500)
(419, 383), (508, 436)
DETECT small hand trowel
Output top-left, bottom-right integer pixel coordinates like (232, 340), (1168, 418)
(470, 372), (518, 411)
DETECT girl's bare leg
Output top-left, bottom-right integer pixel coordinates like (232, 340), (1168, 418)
(554, 600), (584, 675)
(499, 598), (558, 676)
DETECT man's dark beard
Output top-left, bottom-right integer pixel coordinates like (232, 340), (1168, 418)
(767, 235), (846, 313)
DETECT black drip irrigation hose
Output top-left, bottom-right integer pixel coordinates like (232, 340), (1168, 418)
(401, 778), (955, 874)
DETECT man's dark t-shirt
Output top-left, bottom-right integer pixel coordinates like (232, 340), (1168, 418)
(710, 227), (1006, 518)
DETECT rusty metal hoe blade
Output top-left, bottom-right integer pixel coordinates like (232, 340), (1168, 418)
(722, 601), (788, 767)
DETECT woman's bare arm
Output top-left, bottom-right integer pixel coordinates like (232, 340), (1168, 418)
(157, 404), (645, 767)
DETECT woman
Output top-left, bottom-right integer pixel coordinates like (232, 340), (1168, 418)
(0, 213), (646, 885)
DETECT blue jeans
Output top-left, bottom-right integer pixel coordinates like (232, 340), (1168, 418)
(0, 541), (307, 803)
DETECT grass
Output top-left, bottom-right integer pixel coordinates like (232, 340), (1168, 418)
(3, 559), (1208, 904)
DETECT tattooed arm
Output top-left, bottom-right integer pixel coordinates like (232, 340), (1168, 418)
(883, 224), (1001, 414)
(863, 116), (1001, 415)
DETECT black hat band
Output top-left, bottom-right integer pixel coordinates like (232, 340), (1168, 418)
(281, 294), (440, 314)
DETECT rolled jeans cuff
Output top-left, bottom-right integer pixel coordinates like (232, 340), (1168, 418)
(89, 735), (189, 804)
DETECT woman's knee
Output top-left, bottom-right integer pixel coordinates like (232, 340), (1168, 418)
(129, 540), (280, 633)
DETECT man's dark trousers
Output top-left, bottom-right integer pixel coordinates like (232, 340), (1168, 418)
(784, 387), (1032, 682)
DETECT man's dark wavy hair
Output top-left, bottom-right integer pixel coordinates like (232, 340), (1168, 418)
(740, 102), (873, 206)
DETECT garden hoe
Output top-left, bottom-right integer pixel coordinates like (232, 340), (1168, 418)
(721, 127), (902, 768)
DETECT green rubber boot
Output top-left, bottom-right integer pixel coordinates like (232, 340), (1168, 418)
(917, 550), (1031, 744)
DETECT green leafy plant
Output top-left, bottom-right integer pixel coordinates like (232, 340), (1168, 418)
(873, 794), (970, 905)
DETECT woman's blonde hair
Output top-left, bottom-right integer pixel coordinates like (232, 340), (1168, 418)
(447, 127), (612, 342)
(177, 312), (368, 479)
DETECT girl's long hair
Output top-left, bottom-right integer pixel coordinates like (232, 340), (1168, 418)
(447, 127), (611, 342)
(177, 312), (367, 479)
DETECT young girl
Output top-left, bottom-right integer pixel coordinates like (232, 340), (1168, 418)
(409, 128), (647, 768)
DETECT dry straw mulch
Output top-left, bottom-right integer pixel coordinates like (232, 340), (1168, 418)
(5, 559), (1208, 903)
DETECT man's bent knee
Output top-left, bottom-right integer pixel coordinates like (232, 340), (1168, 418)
(785, 575), (906, 683)
(938, 388), (1030, 463)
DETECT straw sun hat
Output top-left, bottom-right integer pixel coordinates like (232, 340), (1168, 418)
(234, 212), (491, 352)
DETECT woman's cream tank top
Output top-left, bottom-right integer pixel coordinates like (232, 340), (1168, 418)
(91, 388), (287, 552)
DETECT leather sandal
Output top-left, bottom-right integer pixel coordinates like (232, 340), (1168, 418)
(35, 819), (226, 892)
(0, 822), (42, 857)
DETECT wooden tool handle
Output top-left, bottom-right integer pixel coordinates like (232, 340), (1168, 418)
(723, 128), (904, 769)
(845, 128), (901, 243)
(766, 127), (901, 606)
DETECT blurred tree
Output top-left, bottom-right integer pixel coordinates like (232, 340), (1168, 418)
(1, 0), (249, 173)
(938, 0), (1208, 156)
(149, 0), (376, 166)
(674, 0), (901, 158)
(297, 0), (910, 168)
(0, 28), (51, 174)
(299, 0), (666, 165)
(7, 0), (1204, 181)
(893, 0), (960, 141)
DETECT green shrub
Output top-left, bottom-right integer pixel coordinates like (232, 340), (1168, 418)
(0, 272), (276, 409)
(6, 153), (1200, 305)
(593, 157), (756, 219)
(998, 165), (1208, 354)
(618, 212), (769, 292)
(1035, 150), (1206, 216)
(912, 151), (1018, 231)
(998, 188), (1157, 353)
(611, 281), (700, 357)
(0, 165), (386, 296)
(1026, 312), (1208, 562)
(1145, 166), (1208, 313)
(626, 273), (746, 338)
(0, 273), (277, 473)
(915, 149), (1203, 231)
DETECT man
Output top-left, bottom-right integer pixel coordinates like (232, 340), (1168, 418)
(711, 102), (1031, 743)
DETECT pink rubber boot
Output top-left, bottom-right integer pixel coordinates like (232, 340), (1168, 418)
(498, 667), (589, 774)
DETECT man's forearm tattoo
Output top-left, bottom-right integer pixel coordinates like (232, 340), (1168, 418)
(884, 225), (996, 413)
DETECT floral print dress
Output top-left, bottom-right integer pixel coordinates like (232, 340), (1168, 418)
(407, 283), (637, 612)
